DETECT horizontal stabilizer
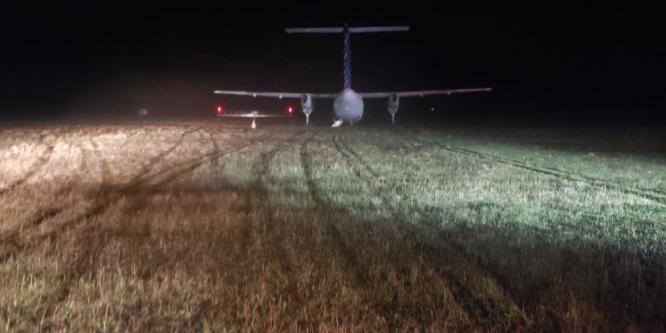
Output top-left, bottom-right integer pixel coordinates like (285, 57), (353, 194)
(349, 26), (409, 33)
(286, 26), (409, 34)
(213, 90), (337, 98)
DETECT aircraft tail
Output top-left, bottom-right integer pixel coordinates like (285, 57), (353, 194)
(286, 25), (410, 89)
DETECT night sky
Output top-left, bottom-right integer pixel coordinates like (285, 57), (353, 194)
(1, 8), (664, 125)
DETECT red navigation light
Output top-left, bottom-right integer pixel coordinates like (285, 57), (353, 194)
(216, 105), (223, 114)
(287, 106), (293, 114)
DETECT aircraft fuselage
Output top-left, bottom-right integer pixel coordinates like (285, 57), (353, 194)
(333, 88), (364, 124)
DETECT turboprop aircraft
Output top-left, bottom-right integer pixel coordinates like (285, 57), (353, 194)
(214, 25), (492, 126)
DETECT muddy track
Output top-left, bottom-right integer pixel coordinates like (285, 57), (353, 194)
(417, 139), (666, 207)
(333, 133), (523, 326)
(0, 129), (266, 265)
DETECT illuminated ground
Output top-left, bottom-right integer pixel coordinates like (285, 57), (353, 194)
(1, 121), (665, 331)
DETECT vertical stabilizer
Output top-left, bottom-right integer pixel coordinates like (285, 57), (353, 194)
(343, 25), (352, 89)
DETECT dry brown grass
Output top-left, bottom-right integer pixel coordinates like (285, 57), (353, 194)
(0, 122), (664, 331)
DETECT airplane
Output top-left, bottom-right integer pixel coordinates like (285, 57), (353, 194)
(214, 25), (492, 127)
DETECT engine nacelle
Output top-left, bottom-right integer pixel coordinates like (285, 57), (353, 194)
(388, 93), (399, 125)
(301, 94), (313, 125)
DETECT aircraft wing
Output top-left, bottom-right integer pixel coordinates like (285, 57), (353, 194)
(213, 90), (338, 98)
(359, 87), (492, 98)
(217, 110), (292, 118)
(218, 113), (289, 118)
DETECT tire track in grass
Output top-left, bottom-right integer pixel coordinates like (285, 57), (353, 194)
(0, 127), (103, 196)
(89, 137), (113, 186)
(0, 129), (192, 262)
(300, 132), (326, 208)
(417, 139), (666, 247)
(334, 133), (525, 326)
(0, 128), (264, 264)
(77, 126), (198, 200)
(331, 134), (395, 216)
(299, 132), (371, 288)
(333, 134), (442, 225)
(130, 127), (201, 183)
(206, 129), (221, 169)
(77, 139), (89, 175)
(360, 132), (584, 228)
(75, 126), (210, 210)
(417, 139), (666, 207)
(26, 139), (91, 227)
(141, 131), (268, 190)
(371, 134), (608, 227)
(250, 130), (304, 201)
(238, 130), (305, 283)
(117, 127), (215, 213)
(0, 128), (269, 311)
(85, 129), (266, 218)
(53, 129), (269, 305)
(394, 135), (660, 227)
(53, 134), (134, 302)
(10, 135), (94, 229)
(24, 136), (99, 227)
(406, 136), (666, 325)
(0, 137), (55, 196)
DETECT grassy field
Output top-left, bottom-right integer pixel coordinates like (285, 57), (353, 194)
(0, 121), (665, 331)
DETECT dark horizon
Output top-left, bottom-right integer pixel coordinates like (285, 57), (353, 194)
(1, 10), (665, 126)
